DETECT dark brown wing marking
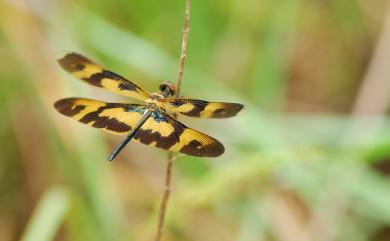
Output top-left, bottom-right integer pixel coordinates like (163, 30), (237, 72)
(58, 52), (151, 101)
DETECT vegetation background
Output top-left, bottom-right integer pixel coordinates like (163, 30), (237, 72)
(1, 0), (390, 240)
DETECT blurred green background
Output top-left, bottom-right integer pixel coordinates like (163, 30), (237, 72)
(1, 0), (390, 240)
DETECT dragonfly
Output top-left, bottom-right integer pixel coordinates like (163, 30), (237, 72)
(54, 52), (244, 161)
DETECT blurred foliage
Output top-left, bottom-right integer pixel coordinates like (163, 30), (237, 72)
(1, 0), (390, 241)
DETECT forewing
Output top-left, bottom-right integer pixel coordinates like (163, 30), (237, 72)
(158, 98), (243, 118)
(133, 110), (224, 157)
(58, 52), (151, 101)
(54, 98), (146, 134)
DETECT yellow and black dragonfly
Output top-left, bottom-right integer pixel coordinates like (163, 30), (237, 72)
(54, 53), (243, 161)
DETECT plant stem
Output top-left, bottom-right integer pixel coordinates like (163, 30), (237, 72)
(154, 0), (190, 240)
(175, 0), (191, 99)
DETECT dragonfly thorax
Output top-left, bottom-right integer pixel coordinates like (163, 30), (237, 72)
(145, 96), (164, 112)
(147, 81), (176, 108)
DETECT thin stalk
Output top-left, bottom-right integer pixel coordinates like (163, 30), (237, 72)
(154, 0), (191, 240)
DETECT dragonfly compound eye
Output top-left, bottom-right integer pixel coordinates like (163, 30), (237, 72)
(159, 82), (175, 97)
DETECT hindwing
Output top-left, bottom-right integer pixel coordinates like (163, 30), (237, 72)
(54, 98), (146, 134)
(133, 110), (225, 157)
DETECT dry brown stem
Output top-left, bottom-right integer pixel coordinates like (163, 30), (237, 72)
(154, 0), (190, 240)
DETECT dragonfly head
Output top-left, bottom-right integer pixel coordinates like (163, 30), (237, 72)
(159, 81), (175, 98)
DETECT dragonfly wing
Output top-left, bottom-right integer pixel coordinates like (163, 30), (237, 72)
(58, 52), (151, 101)
(133, 110), (225, 157)
(158, 98), (243, 118)
(54, 98), (147, 134)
